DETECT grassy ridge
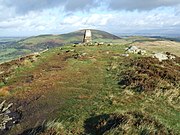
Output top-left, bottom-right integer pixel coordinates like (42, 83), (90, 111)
(0, 43), (179, 134)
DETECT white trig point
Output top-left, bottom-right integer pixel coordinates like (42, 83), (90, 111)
(83, 29), (92, 43)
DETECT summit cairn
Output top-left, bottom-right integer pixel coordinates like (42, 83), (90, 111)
(83, 29), (92, 43)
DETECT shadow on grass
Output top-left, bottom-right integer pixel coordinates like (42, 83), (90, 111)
(84, 114), (126, 135)
(19, 125), (45, 135)
(83, 112), (175, 135)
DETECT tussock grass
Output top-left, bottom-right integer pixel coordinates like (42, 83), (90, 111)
(118, 56), (180, 92)
(0, 43), (179, 135)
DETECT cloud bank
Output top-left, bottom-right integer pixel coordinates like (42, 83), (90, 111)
(0, 0), (180, 36)
(2, 0), (180, 14)
(2, 0), (98, 14)
(108, 0), (180, 10)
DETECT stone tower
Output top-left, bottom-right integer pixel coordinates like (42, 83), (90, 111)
(83, 29), (92, 43)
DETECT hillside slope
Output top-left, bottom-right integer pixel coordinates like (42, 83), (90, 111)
(17, 29), (120, 49)
(0, 29), (121, 63)
(0, 43), (179, 135)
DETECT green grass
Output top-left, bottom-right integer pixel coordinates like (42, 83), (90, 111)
(0, 48), (17, 56)
(1, 43), (179, 135)
(54, 45), (179, 134)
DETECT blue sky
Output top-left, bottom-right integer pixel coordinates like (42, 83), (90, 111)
(0, 0), (180, 36)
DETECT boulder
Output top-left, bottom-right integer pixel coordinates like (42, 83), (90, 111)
(126, 46), (146, 55)
(153, 52), (176, 61)
(121, 54), (129, 57)
(138, 50), (146, 55)
(168, 55), (176, 60)
(153, 53), (168, 61)
(0, 101), (21, 133)
(95, 43), (98, 46)
(126, 46), (139, 53)
(98, 42), (104, 45)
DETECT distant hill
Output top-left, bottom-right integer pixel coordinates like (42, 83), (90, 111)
(66, 29), (121, 42)
(16, 29), (120, 50)
(0, 29), (121, 63)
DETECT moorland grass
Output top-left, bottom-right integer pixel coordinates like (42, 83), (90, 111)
(1, 44), (179, 135)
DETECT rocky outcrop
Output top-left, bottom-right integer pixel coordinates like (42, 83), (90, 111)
(0, 101), (21, 133)
(153, 52), (176, 61)
(126, 46), (146, 55)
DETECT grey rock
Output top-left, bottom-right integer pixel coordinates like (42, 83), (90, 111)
(126, 46), (146, 55)
(0, 101), (21, 132)
(153, 53), (168, 61)
(121, 54), (129, 57)
(153, 52), (176, 61)
(98, 42), (104, 45)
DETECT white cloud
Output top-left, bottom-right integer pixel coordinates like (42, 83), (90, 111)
(0, 1), (180, 36)
(62, 13), (112, 27)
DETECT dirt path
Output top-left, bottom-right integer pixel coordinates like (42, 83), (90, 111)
(4, 47), (107, 135)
